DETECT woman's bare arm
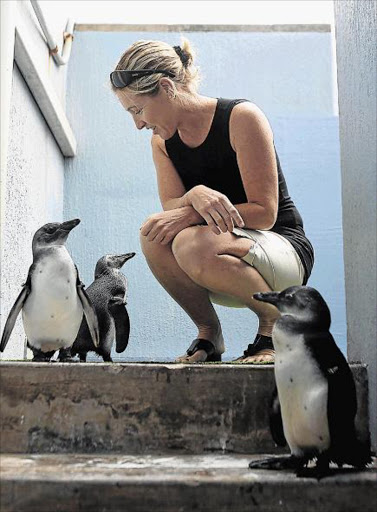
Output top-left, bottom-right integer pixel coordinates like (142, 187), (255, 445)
(229, 102), (278, 230)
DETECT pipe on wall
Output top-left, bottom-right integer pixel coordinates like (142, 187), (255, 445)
(30, 0), (74, 66)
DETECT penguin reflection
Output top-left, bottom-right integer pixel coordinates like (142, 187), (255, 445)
(110, 39), (314, 363)
(71, 253), (135, 362)
(0, 220), (99, 361)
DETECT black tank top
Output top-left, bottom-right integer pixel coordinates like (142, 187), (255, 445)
(165, 98), (314, 283)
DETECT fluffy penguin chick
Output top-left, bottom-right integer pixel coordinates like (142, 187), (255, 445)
(70, 253), (135, 362)
(0, 219), (99, 361)
(249, 286), (372, 477)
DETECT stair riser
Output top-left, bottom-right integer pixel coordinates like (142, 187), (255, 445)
(1, 479), (376, 512)
(0, 363), (370, 454)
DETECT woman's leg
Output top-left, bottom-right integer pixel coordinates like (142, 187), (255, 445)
(140, 232), (224, 362)
(141, 226), (278, 362)
(171, 226), (279, 362)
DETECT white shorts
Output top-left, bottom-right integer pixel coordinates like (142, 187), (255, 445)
(209, 228), (305, 308)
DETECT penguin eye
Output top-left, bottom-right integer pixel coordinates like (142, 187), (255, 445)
(285, 293), (294, 300)
(46, 227), (56, 234)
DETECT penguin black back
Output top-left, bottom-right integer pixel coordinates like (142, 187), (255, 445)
(250, 286), (372, 476)
(71, 253), (135, 362)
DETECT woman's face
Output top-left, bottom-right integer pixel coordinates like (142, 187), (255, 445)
(116, 83), (177, 140)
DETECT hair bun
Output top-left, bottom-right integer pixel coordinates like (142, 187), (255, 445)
(173, 45), (190, 67)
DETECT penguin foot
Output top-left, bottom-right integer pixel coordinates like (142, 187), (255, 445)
(296, 455), (331, 480)
(32, 354), (53, 362)
(58, 348), (76, 363)
(31, 348), (55, 362)
(249, 455), (307, 471)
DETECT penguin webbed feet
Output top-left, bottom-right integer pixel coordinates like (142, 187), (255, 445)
(295, 456), (331, 480)
(57, 347), (76, 363)
(30, 348), (55, 363)
(248, 455), (308, 472)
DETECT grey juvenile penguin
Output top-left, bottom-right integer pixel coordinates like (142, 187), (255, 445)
(249, 286), (372, 477)
(71, 253), (135, 362)
(0, 219), (99, 361)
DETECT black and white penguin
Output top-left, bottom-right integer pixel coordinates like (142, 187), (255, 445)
(0, 219), (99, 362)
(249, 286), (372, 477)
(70, 253), (135, 362)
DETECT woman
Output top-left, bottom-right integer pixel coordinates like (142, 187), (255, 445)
(110, 39), (314, 364)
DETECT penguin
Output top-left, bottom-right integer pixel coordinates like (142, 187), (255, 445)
(70, 253), (135, 362)
(248, 286), (372, 477)
(0, 219), (99, 362)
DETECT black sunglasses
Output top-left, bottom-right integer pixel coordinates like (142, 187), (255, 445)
(110, 69), (175, 88)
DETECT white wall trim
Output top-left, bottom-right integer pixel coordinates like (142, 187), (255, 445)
(75, 23), (331, 33)
(14, 24), (77, 157)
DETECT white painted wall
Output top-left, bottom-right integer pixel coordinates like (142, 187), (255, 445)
(334, 0), (377, 449)
(0, 1), (70, 360)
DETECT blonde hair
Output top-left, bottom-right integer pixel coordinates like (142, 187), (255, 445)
(112, 38), (200, 95)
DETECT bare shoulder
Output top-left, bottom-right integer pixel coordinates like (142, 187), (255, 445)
(151, 134), (169, 157)
(229, 101), (273, 149)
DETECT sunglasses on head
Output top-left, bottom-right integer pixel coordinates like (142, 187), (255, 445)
(110, 69), (175, 88)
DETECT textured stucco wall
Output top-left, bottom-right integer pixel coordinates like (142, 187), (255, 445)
(0, 1), (68, 360)
(334, 0), (377, 447)
(65, 29), (345, 362)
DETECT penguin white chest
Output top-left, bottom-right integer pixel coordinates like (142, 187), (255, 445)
(22, 250), (83, 351)
(274, 331), (330, 457)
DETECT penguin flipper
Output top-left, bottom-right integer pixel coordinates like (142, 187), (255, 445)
(75, 267), (100, 348)
(109, 297), (130, 353)
(0, 284), (30, 352)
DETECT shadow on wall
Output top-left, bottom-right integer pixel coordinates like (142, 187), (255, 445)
(64, 27), (345, 361)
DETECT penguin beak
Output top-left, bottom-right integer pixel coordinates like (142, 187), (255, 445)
(61, 218), (81, 232)
(253, 292), (280, 306)
(114, 252), (136, 268)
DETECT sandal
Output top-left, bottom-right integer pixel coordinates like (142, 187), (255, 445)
(233, 334), (275, 364)
(176, 338), (222, 363)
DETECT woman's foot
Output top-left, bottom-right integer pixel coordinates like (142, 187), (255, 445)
(175, 348), (208, 363)
(176, 335), (223, 363)
(234, 334), (275, 364)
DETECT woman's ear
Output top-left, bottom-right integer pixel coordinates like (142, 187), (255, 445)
(159, 77), (176, 99)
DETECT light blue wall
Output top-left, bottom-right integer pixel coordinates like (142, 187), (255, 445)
(65, 29), (345, 360)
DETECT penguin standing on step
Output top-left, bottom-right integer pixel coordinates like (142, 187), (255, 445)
(70, 253), (135, 362)
(0, 219), (99, 361)
(249, 286), (372, 477)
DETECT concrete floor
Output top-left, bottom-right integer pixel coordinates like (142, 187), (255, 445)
(1, 453), (376, 512)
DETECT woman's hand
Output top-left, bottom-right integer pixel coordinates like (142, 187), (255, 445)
(140, 207), (201, 245)
(186, 185), (244, 234)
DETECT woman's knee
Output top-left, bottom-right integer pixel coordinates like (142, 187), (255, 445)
(139, 231), (169, 263)
(172, 226), (216, 278)
(172, 226), (254, 262)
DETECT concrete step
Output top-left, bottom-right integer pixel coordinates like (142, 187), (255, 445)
(1, 453), (376, 512)
(0, 362), (370, 455)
